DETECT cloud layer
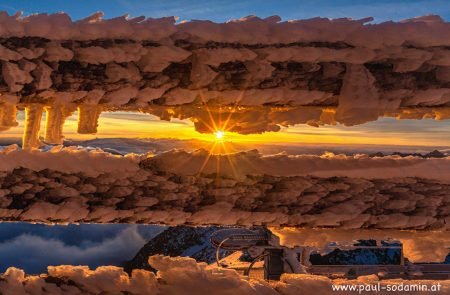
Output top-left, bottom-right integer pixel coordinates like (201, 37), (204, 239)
(0, 224), (164, 273)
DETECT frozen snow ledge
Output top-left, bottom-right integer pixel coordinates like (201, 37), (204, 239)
(0, 12), (448, 113)
(0, 12), (448, 46)
(0, 147), (449, 229)
(0, 255), (449, 295)
(0, 145), (142, 177)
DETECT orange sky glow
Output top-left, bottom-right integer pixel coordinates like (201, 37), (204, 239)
(1, 110), (450, 148)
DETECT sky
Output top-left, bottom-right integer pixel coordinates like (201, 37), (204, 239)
(0, 0), (449, 23)
(0, 111), (450, 149)
(1, 110), (450, 149)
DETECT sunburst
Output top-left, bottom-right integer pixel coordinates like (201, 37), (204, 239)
(214, 130), (225, 140)
(188, 90), (250, 178)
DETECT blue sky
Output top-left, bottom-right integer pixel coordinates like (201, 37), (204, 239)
(0, 0), (449, 22)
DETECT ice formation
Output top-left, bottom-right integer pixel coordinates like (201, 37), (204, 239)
(0, 255), (447, 295)
(0, 12), (448, 121)
(0, 13), (448, 288)
(0, 146), (447, 232)
(0, 11), (449, 148)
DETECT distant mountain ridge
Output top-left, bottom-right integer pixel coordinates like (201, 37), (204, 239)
(370, 149), (447, 158)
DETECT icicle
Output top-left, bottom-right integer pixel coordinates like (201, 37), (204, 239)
(77, 104), (102, 134)
(44, 103), (76, 144)
(0, 103), (18, 131)
(23, 104), (44, 149)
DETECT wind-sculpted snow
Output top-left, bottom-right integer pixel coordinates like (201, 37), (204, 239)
(0, 255), (448, 295)
(0, 12), (448, 122)
(0, 145), (142, 176)
(0, 147), (448, 231)
(144, 105), (450, 133)
(1, 12), (450, 149)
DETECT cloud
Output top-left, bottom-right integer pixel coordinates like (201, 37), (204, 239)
(63, 136), (450, 157)
(63, 137), (202, 155)
(0, 225), (164, 273)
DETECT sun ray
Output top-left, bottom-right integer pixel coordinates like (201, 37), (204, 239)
(197, 89), (219, 132)
(224, 150), (239, 179)
(198, 141), (217, 174)
(221, 90), (245, 132)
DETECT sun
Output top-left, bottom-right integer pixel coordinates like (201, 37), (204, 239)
(214, 130), (225, 140)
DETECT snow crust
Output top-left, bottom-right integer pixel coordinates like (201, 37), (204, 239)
(0, 12), (446, 47)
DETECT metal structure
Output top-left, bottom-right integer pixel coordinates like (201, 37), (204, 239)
(210, 227), (303, 280)
(211, 227), (450, 281)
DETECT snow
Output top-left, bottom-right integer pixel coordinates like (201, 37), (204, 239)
(0, 255), (448, 294)
(0, 145), (142, 177)
(0, 146), (448, 230)
(137, 46), (191, 72)
(22, 105), (44, 149)
(146, 149), (450, 181)
(101, 86), (139, 106)
(0, 11), (443, 47)
(0, 11), (446, 119)
(335, 64), (379, 126)
(76, 104), (103, 134)
(43, 104), (76, 144)
(2, 61), (32, 92)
